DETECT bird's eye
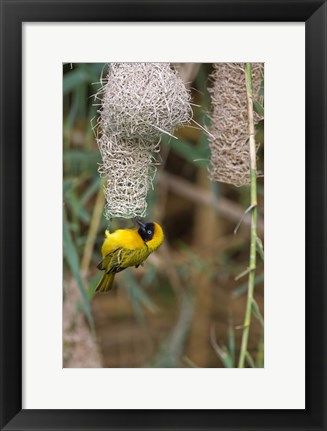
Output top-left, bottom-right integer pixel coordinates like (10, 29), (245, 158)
(147, 230), (152, 235)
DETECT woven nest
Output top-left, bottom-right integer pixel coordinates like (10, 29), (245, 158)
(97, 136), (159, 219)
(99, 62), (191, 142)
(95, 63), (192, 219)
(209, 63), (264, 187)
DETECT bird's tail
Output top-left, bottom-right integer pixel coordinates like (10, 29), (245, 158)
(95, 273), (115, 293)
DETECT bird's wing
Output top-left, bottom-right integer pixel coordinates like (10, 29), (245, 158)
(97, 248), (132, 274)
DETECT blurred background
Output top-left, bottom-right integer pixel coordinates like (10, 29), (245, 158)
(63, 63), (264, 368)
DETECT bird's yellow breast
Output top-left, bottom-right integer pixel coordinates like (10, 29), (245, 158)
(101, 228), (145, 257)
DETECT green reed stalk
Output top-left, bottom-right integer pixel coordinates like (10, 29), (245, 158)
(238, 63), (258, 368)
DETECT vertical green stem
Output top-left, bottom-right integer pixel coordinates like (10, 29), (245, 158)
(81, 178), (105, 275)
(238, 63), (258, 368)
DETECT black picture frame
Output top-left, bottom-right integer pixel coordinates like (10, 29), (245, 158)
(1, 1), (326, 430)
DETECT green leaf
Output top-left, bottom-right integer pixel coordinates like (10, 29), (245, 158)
(210, 325), (234, 368)
(213, 344), (234, 368)
(183, 356), (199, 368)
(227, 320), (235, 365)
(256, 334), (264, 368)
(245, 351), (255, 368)
(195, 64), (211, 110)
(123, 271), (159, 313)
(256, 236), (264, 261)
(129, 289), (146, 324)
(87, 273), (101, 301)
(63, 211), (95, 332)
(65, 87), (80, 134)
(65, 187), (91, 225)
(253, 100), (264, 117)
(80, 176), (101, 206)
(165, 137), (210, 165)
(63, 150), (101, 173)
(252, 298), (264, 327)
(222, 347), (234, 368)
(63, 178), (75, 194)
(80, 62), (107, 84)
(232, 272), (264, 297)
(150, 292), (194, 368)
(259, 77), (264, 97)
(141, 263), (157, 287)
(63, 69), (89, 94)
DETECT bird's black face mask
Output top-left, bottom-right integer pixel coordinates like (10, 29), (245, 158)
(136, 220), (155, 242)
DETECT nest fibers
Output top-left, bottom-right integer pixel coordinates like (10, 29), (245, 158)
(97, 136), (159, 219)
(209, 63), (264, 187)
(96, 63), (192, 219)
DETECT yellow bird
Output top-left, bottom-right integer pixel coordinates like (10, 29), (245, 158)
(95, 220), (164, 293)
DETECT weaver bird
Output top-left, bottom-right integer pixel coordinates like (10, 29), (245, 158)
(96, 220), (164, 293)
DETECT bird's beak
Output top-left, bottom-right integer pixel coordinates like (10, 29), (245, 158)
(136, 219), (146, 229)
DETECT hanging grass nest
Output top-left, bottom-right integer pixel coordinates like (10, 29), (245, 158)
(209, 63), (264, 187)
(97, 135), (158, 219)
(95, 63), (192, 219)
(99, 63), (191, 142)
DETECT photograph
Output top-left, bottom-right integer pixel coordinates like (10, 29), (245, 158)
(63, 62), (264, 368)
(2, 0), (327, 427)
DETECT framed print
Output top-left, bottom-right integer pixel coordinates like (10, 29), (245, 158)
(0, 0), (326, 430)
